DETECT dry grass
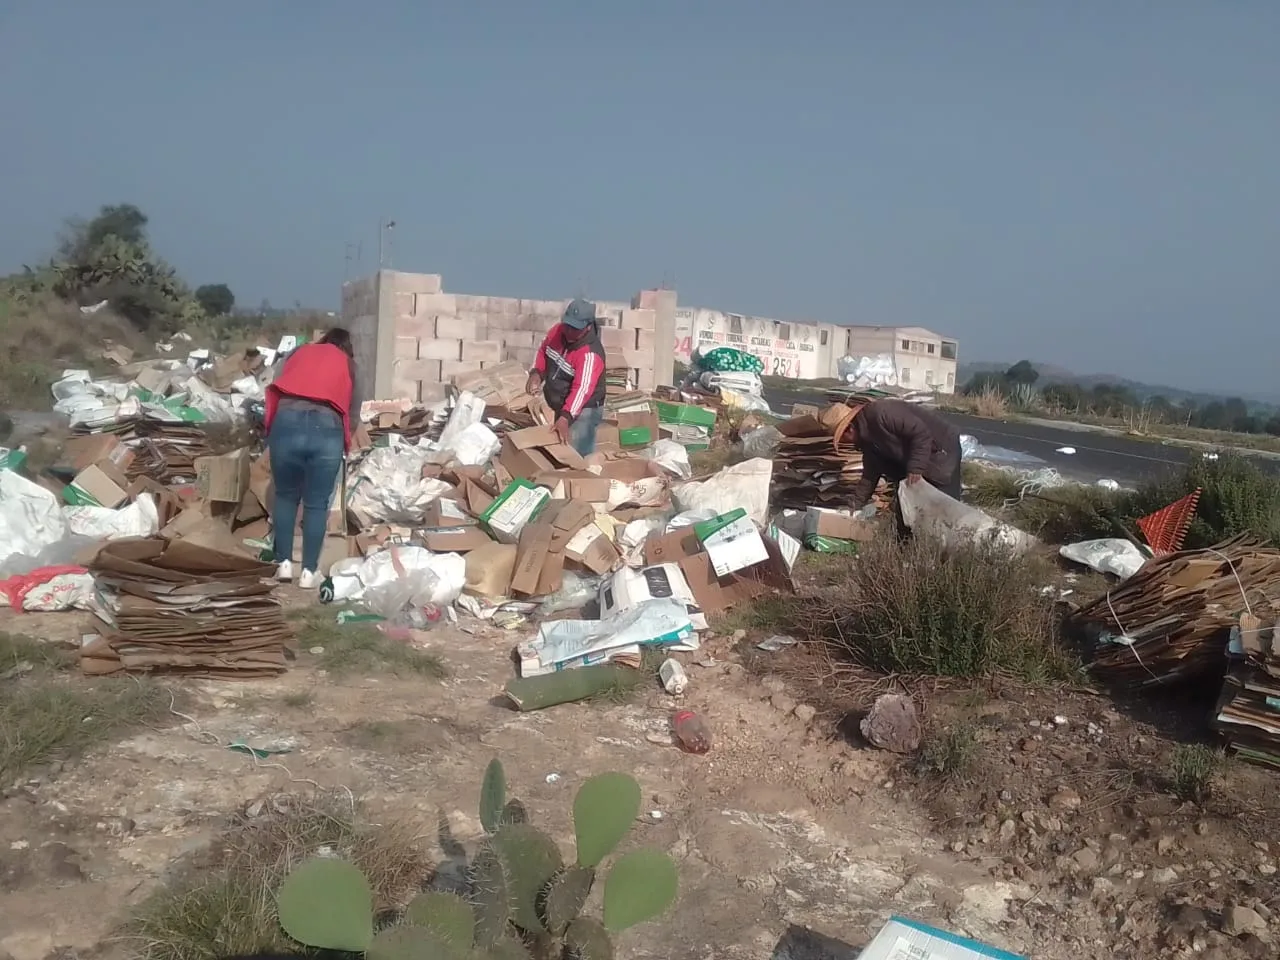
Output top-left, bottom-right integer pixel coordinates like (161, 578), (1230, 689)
(0, 292), (148, 409)
(125, 793), (430, 960)
(289, 609), (447, 679)
(795, 529), (1077, 685)
(0, 632), (172, 782)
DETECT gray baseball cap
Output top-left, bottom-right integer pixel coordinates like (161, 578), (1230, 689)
(562, 298), (597, 329)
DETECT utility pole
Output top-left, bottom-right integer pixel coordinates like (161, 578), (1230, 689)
(378, 219), (397, 268)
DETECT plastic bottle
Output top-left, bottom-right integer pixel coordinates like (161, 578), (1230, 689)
(672, 710), (712, 754)
(659, 658), (688, 695)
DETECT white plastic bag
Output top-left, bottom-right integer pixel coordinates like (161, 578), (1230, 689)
(0, 471), (70, 575)
(1059, 539), (1148, 580)
(673, 457), (773, 526)
(448, 422), (501, 467)
(328, 546), (467, 606)
(518, 598), (695, 676)
(643, 439), (691, 480)
(64, 493), (160, 540)
(347, 446), (454, 522)
(898, 481), (1037, 554)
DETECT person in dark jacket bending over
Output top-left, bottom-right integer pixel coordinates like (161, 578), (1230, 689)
(525, 298), (607, 456)
(847, 398), (963, 532)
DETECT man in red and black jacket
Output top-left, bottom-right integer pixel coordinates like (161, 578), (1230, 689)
(525, 298), (607, 455)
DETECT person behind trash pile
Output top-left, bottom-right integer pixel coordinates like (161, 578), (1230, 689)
(262, 328), (356, 589)
(846, 397), (963, 535)
(524, 298), (606, 456)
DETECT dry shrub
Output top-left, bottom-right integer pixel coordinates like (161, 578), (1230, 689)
(972, 384), (1008, 419)
(800, 529), (1075, 683)
(126, 793), (429, 960)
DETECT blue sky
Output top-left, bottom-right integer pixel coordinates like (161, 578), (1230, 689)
(2, 2), (1277, 393)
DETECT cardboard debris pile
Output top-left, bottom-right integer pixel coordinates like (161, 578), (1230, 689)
(82, 539), (292, 679)
(1214, 604), (1280, 767)
(1080, 536), (1280, 691)
(772, 403), (877, 510)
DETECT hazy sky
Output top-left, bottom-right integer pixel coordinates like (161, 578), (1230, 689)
(2, 2), (1277, 393)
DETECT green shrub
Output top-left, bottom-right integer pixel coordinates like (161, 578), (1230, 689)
(802, 530), (1075, 683)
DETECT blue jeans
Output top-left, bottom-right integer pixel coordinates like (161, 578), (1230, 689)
(569, 405), (604, 456)
(268, 406), (345, 571)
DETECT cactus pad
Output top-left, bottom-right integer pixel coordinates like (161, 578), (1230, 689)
(564, 918), (615, 960)
(572, 773), (641, 868)
(480, 758), (506, 834)
(469, 843), (511, 947)
(367, 925), (465, 960)
(602, 849), (678, 932)
(500, 798), (529, 826)
(491, 823), (564, 932)
(276, 857), (373, 951)
(538, 865), (595, 935)
(403, 890), (474, 950)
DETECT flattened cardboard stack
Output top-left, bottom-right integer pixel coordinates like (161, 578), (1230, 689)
(771, 403), (869, 510)
(82, 539), (292, 680)
(75, 419), (215, 485)
(1080, 536), (1280, 690)
(1213, 611), (1280, 767)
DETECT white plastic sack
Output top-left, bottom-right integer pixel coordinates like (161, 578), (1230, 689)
(448, 422), (500, 467)
(348, 446), (454, 523)
(1059, 539), (1148, 580)
(435, 391), (487, 455)
(16, 569), (98, 612)
(519, 598), (695, 676)
(898, 481), (1037, 554)
(618, 515), (672, 566)
(643, 439), (691, 480)
(64, 493), (160, 540)
(838, 354), (898, 387)
(607, 477), (668, 511)
(328, 546), (466, 606)
(673, 457), (773, 526)
(740, 425), (782, 458)
(0, 471), (70, 574)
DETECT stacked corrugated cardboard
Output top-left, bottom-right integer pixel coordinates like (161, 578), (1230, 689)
(771, 403), (870, 509)
(1214, 609), (1280, 767)
(82, 539), (292, 679)
(1080, 536), (1280, 691)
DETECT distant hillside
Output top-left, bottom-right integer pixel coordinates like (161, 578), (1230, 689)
(957, 361), (1276, 408)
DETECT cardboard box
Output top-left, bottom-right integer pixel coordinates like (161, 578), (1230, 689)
(423, 498), (474, 528)
(594, 423), (621, 453)
(511, 523), (555, 596)
(195, 449), (251, 504)
(597, 458), (655, 483)
(424, 526), (494, 553)
(499, 437), (557, 480)
(804, 507), (876, 542)
(460, 478), (496, 518)
(615, 405), (659, 447)
(537, 469), (611, 503)
(61, 434), (135, 473)
(694, 511), (770, 577)
(507, 424), (560, 450)
(543, 442), (588, 470)
(858, 917), (1026, 960)
(565, 522), (620, 574)
(67, 461), (132, 508)
(598, 563), (706, 630)
(481, 479), (551, 544)
(542, 499), (596, 549)
(644, 527), (789, 615)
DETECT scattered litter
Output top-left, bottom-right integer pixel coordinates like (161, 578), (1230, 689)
(757, 635), (798, 652)
(1060, 538), (1149, 580)
(1096, 478), (1120, 491)
(544, 773), (562, 784)
(659, 658), (688, 695)
(228, 737), (297, 759)
(1055, 446), (1076, 455)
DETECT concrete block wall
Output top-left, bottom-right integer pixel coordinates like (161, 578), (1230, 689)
(342, 270), (677, 403)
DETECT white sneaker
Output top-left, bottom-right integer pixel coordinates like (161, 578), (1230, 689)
(298, 569), (323, 589)
(276, 560), (294, 582)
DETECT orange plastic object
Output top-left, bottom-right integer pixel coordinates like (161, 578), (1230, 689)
(1136, 488), (1201, 555)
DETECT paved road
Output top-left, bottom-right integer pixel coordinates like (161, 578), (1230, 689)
(762, 388), (1280, 487)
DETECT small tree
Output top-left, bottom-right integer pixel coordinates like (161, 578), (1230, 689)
(1004, 360), (1039, 386)
(195, 283), (235, 316)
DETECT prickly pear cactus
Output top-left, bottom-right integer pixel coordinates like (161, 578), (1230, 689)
(276, 856), (374, 952)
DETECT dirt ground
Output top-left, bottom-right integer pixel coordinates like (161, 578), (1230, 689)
(1, 589), (1278, 960)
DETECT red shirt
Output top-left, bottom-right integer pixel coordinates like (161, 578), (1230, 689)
(533, 323), (605, 417)
(264, 343), (355, 449)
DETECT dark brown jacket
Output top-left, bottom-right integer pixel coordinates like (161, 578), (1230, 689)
(849, 399), (961, 506)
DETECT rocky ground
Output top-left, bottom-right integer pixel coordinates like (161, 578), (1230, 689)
(1, 590), (1277, 960)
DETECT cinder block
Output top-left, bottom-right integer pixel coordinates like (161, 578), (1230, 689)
(461, 340), (502, 363)
(420, 382), (449, 403)
(508, 346), (538, 367)
(394, 336), (419, 360)
(414, 292), (457, 318)
(393, 316), (433, 340)
(395, 358), (442, 382)
(488, 297), (521, 316)
(391, 378), (419, 402)
(441, 359), (484, 380)
(622, 308), (657, 331)
(393, 291), (416, 319)
(634, 329), (656, 354)
(434, 316), (478, 340)
(621, 350), (649, 368)
(390, 271), (442, 295)
(454, 294), (489, 313)
(501, 330), (537, 350)
(600, 327), (630, 350)
(637, 368), (657, 390)
(418, 338), (463, 361)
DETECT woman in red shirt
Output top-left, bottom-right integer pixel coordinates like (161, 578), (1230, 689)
(263, 328), (356, 588)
